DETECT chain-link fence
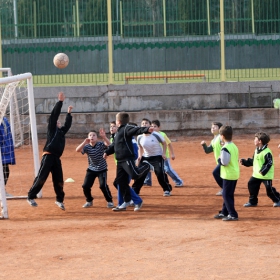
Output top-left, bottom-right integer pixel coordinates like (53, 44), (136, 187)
(1, 0), (280, 85)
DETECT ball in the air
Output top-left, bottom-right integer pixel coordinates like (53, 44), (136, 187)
(53, 53), (69, 69)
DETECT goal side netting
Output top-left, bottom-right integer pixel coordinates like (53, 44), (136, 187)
(0, 70), (40, 219)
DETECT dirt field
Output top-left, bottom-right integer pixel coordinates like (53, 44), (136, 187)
(1, 135), (280, 280)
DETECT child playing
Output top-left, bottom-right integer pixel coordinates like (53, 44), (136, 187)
(132, 119), (172, 197)
(104, 112), (153, 211)
(201, 122), (224, 195)
(214, 125), (239, 221)
(27, 92), (73, 210)
(109, 121), (142, 211)
(151, 119), (183, 187)
(76, 129), (114, 208)
(240, 132), (280, 207)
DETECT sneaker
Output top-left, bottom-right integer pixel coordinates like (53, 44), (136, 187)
(129, 200), (135, 207)
(273, 201), (280, 207)
(243, 202), (257, 207)
(83, 201), (93, 208)
(214, 213), (225, 219)
(175, 182), (183, 187)
(222, 215), (238, 221)
(163, 191), (171, 197)
(143, 183), (152, 187)
(55, 201), (65, 211)
(112, 206), (126, 211)
(142, 160), (154, 172)
(27, 198), (38, 207)
(216, 189), (223, 196)
(107, 202), (114, 208)
(134, 201), (143, 212)
(6, 192), (13, 198)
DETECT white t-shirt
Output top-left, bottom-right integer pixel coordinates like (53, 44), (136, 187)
(137, 131), (165, 157)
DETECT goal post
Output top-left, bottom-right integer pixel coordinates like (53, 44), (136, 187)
(0, 72), (40, 219)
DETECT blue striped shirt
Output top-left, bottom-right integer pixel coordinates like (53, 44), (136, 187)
(82, 142), (107, 172)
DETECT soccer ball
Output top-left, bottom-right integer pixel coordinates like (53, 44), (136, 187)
(53, 53), (69, 69)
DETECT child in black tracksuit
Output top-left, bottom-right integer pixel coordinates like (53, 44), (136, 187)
(104, 112), (153, 210)
(27, 92), (73, 210)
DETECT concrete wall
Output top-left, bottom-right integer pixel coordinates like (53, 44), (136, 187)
(33, 80), (280, 138)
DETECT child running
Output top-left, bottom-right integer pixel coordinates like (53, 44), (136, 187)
(201, 122), (224, 195)
(240, 132), (280, 207)
(214, 125), (239, 221)
(76, 129), (114, 208)
(151, 119), (183, 187)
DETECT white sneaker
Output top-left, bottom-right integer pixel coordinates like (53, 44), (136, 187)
(129, 200), (135, 207)
(55, 201), (65, 210)
(83, 201), (93, 208)
(163, 191), (171, 197)
(216, 189), (223, 196)
(134, 201), (143, 211)
(273, 201), (280, 207)
(6, 192), (13, 198)
(107, 202), (114, 208)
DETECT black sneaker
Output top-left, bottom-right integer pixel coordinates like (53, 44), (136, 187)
(243, 202), (257, 207)
(222, 215), (238, 221)
(214, 213), (225, 219)
(27, 198), (38, 207)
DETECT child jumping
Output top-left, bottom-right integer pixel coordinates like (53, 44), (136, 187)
(76, 129), (114, 208)
(240, 132), (280, 207)
(27, 92), (73, 210)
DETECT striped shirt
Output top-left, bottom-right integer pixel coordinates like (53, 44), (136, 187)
(82, 142), (107, 172)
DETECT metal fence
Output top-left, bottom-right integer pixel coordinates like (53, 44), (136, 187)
(0, 0), (280, 85)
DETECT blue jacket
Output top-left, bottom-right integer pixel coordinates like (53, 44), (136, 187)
(0, 117), (16, 165)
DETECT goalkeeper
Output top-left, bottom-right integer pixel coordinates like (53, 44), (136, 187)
(27, 92), (73, 210)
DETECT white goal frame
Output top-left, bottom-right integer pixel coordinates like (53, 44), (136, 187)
(0, 72), (40, 219)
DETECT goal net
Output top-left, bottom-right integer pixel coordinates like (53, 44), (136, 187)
(0, 69), (40, 219)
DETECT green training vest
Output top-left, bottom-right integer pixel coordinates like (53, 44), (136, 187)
(253, 148), (274, 180)
(220, 142), (240, 180)
(211, 135), (222, 164)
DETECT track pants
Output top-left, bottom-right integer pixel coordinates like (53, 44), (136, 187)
(247, 177), (280, 205)
(28, 154), (65, 202)
(82, 169), (113, 203)
(114, 159), (150, 203)
(132, 155), (172, 194)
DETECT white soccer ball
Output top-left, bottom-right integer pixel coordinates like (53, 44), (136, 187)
(53, 53), (69, 69)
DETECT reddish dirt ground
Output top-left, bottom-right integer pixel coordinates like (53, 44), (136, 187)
(1, 135), (280, 279)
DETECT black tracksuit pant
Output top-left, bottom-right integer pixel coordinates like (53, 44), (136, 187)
(132, 155), (172, 194)
(28, 154), (65, 202)
(82, 169), (113, 203)
(247, 177), (280, 205)
(114, 159), (150, 203)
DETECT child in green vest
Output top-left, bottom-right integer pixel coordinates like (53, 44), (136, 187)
(240, 132), (280, 207)
(214, 125), (239, 221)
(201, 122), (223, 195)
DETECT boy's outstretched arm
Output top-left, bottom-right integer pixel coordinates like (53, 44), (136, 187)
(201, 140), (213, 154)
(168, 142), (175, 160)
(99, 128), (111, 146)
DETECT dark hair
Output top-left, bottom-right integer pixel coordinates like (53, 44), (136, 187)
(151, 120), (160, 127)
(255, 132), (270, 145)
(116, 112), (129, 125)
(212, 122), (223, 128)
(142, 118), (151, 125)
(219, 125), (233, 141)
(110, 121), (116, 125)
